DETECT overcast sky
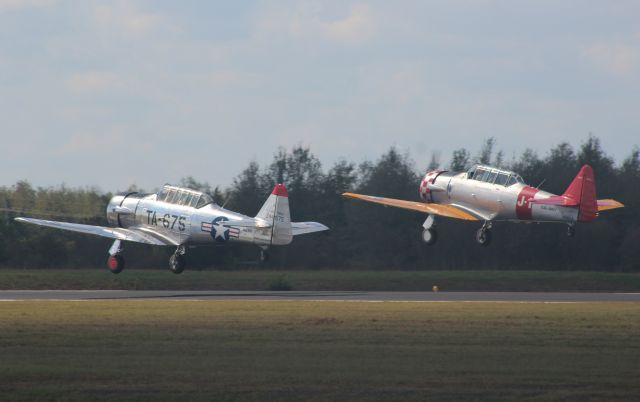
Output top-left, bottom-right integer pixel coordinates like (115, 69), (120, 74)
(1, 1), (638, 192)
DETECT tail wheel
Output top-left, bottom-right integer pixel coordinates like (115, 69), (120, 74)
(422, 228), (437, 245)
(169, 254), (185, 274)
(475, 228), (492, 247)
(107, 255), (125, 274)
(567, 225), (576, 237)
(260, 249), (270, 263)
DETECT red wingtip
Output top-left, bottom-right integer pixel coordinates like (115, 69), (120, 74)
(272, 183), (288, 197)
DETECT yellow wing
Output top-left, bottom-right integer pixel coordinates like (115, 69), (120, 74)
(597, 199), (624, 212)
(342, 192), (479, 221)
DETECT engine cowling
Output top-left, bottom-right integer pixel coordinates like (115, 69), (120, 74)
(106, 192), (141, 228)
(419, 170), (445, 202)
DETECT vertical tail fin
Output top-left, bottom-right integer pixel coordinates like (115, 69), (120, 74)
(255, 184), (293, 245)
(563, 165), (597, 222)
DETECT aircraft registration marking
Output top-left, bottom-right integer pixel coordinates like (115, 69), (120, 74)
(146, 210), (187, 231)
(516, 186), (538, 220)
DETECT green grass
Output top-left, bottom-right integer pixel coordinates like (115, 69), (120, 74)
(0, 269), (640, 291)
(0, 301), (638, 401)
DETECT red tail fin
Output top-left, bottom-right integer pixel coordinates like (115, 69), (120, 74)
(563, 165), (597, 222)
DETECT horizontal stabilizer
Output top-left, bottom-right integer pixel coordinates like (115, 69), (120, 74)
(530, 196), (579, 207)
(597, 199), (624, 212)
(220, 219), (271, 228)
(291, 221), (329, 235)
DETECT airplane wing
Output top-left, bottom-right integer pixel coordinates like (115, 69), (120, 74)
(291, 221), (329, 235)
(597, 199), (624, 212)
(342, 192), (480, 221)
(14, 217), (177, 246)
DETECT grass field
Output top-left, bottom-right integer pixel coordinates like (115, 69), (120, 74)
(1, 269), (640, 291)
(0, 301), (638, 401)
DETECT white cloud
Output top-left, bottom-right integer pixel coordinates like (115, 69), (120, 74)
(92, 1), (171, 36)
(66, 71), (120, 93)
(324, 5), (374, 44)
(582, 42), (640, 76)
(0, 0), (54, 12)
(258, 3), (376, 45)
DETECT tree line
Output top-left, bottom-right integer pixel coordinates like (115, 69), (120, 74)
(1, 135), (638, 271)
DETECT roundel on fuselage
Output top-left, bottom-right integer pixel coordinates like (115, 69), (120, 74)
(210, 216), (230, 242)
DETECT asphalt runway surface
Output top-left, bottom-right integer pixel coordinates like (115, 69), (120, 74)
(0, 290), (639, 302)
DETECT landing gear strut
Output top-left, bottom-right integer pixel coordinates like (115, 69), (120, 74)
(421, 215), (438, 246)
(169, 245), (186, 274)
(567, 224), (576, 237)
(476, 221), (492, 247)
(259, 248), (270, 263)
(107, 240), (125, 274)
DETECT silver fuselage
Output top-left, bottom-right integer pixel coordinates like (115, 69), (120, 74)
(425, 172), (579, 223)
(106, 193), (273, 246)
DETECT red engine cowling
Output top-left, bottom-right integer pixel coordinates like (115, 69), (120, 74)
(419, 170), (444, 202)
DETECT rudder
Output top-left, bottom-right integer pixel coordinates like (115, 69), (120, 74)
(563, 165), (597, 222)
(255, 184), (293, 245)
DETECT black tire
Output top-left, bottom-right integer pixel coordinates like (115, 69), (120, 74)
(260, 249), (270, 263)
(169, 254), (185, 274)
(422, 228), (438, 245)
(476, 228), (492, 247)
(107, 255), (125, 274)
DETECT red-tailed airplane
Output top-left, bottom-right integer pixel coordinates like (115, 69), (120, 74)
(16, 183), (328, 274)
(343, 164), (623, 246)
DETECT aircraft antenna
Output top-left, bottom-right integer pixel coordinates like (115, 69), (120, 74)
(220, 194), (231, 209)
(536, 179), (546, 189)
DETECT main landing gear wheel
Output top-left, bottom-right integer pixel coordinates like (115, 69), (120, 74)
(476, 223), (492, 247)
(422, 228), (438, 245)
(567, 225), (576, 237)
(260, 249), (270, 263)
(169, 254), (185, 274)
(107, 255), (125, 274)
(421, 215), (437, 245)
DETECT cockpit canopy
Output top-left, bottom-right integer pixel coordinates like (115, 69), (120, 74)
(157, 185), (214, 208)
(466, 165), (525, 187)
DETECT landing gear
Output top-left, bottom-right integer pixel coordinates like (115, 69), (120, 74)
(107, 254), (125, 274)
(260, 248), (270, 263)
(476, 222), (492, 247)
(567, 224), (576, 237)
(169, 245), (186, 274)
(107, 240), (124, 274)
(422, 229), (437, 245)
(421, 215), (438, 246)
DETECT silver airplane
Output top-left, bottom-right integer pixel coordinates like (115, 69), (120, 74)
(344, 164), (623, 246)
(16, 183), (328, 274)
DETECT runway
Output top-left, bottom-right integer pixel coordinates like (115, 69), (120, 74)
(0, 290), (639, 302)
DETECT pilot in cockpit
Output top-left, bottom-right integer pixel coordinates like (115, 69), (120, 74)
(467, 166), (476, 179)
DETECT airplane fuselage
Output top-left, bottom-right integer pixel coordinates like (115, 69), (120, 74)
(106, 191), (274, 247)
(343, 163), (621, 247)
(420, 171), (579, 223)
(16, 183), (326, 273)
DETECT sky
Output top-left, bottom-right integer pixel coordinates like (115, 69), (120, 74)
(1, 0), (639, 192)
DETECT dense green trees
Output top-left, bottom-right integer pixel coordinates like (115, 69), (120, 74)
(1, 136), (637, 271)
